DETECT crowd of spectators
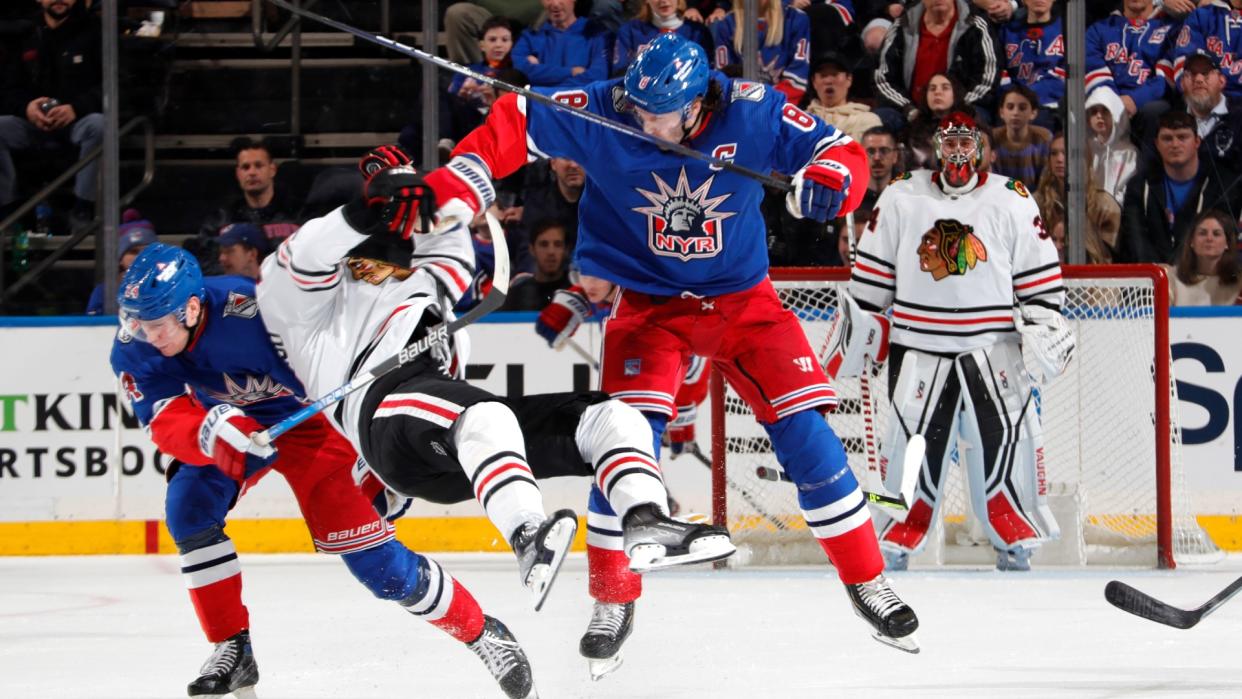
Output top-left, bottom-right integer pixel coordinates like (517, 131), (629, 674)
(5, 0), (1242, 310)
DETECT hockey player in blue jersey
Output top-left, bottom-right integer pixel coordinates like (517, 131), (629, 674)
(110, 245), (543, 698)
(412, 32), (920, 678)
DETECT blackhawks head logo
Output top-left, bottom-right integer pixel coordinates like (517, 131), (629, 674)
(632, 168), (736, 261)
(917, 219), (988, 281)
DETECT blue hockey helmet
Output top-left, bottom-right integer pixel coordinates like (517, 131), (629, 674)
(623, 33), (709, 117)
(117, 243), (205, 322)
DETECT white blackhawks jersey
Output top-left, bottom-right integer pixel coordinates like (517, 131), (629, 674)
(255, 207), (475, 449)
(849, 170), (1064, 353)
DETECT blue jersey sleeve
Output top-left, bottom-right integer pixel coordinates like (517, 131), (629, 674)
(110, 336), (190, 428)
(523, 80), (621, 165)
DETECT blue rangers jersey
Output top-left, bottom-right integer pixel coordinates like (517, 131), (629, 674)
(611, 18), (715, 76)
(1085, 9), (1177, 108)
(711, 6), (811, 102)
(511, 16), (612, 87)
(1174, 1), (1242, 100)
(999, 15), (1066, 108)
(111, 276), (309, 434)
(448, 73), (866, 298)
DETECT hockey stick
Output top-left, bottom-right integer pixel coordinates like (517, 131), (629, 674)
(679, 442), (790, 531)
(265, 0), (792, 192)
(1105, 577), (1242, 630)
(253, 212), (511, 446)
(562, 336), (600, 371)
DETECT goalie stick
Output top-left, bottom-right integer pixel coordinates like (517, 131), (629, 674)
(253, 212), (511, 446)
(1104, 577), (1242, 630)
(265, 0), (792, 192)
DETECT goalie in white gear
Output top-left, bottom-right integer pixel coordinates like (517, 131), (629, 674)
(844, 112), (1074, 572)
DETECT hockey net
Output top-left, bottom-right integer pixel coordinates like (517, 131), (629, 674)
(709, 265), (1221, 569)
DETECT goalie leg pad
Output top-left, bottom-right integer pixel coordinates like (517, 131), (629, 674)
(874, 347), (963, 555)
(955, 341), (1060, 551)
(822, 289), (891, 380)
(765, 410), (883, 584)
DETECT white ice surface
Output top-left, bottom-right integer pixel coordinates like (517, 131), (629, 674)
(2, 554), (1241, 698)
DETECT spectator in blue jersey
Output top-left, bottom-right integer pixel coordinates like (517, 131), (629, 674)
(1173, 0), (1242, 102)
(873, 0), (999, 132)
(1085, 0), (1177, 159)
(991, 84), (1053, 186)
(610, 0), (714, 77)
(521, 157), (584, 250)
(216, 222), (270, 280)
(85, 209), (156, 315)
(504, 219), (574, 311)
(998, 0), (1065, 132)
(711, 0), (812, 103)
(1179, 52), (1242, 175)
(1120, 111), (1242, 263)
(0, 0), (102, 227)
(444, 17), (516, 144)
(804, 51), (881, 142)
(511, 0), (611, 86)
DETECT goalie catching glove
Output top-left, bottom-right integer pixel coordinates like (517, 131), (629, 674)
(822, 290), (891, 379)
(198, 404), (278, 483)
(786, 159), (851, 222)
(535, 285), (600, 349)
(1014, 304), (1075, 383)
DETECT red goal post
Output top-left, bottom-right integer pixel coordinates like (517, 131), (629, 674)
(710, 264), (1219, 569)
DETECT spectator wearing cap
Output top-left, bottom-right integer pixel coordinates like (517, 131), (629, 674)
(997, 0), (1065, 132)
(1173, 0), (1242, 103)
(1179, 52), (1242, 172)
(511, 0), (611, 87)
(804, 52), (881, 142)
(873, 0), (998, 132)
(85, 210), (156, 315)
(196, 137), (301, 253)
(611, 0), (714, 77)
(216, 222), (270, 279)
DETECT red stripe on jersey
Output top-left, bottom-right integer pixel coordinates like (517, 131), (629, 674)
(892, 311), (1014, 326)
(379, 397), (460, 422)
(370, 303), (415, 347)
(278, 243), (339, 288)
(475, 462), (533, 500)
(1014, 272), (1062, 290)
(854, 261), (896, 279)
(430, 261), (468, 293)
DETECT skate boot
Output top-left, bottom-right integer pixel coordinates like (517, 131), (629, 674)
(846, 574), (921, 654)
(467, 615), (537, 699)
(882, 547), (909, 572)
(995, 546), (1032, 572)
(510, 509), (577, 611)
(622, 503), (736, 573)
(579, 601), (635, 681)
(187, 629), (259, 699)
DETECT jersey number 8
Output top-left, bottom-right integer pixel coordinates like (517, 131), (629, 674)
(781, 103), (816, 133)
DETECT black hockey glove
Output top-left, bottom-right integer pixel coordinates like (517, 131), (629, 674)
(343, 165), (438, 239)
(358, 144), (412, 183)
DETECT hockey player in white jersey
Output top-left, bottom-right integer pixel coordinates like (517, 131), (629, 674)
(841, 112), (1075, 572)
(255, 148), (734, 688)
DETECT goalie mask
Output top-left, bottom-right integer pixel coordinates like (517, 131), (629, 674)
(933, 111), (983, 190)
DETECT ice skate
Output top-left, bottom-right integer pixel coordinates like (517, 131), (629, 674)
(579, 601), (635, 681)
(846, 574), (920, 654)
(467, 615), (537, 699)
(622, 503), (736, 573)
(995, 546), (1032, 572)
(511, 509), (577, 611)
(187, 629), (259, 699)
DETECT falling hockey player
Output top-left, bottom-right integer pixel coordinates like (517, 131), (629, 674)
(404, 33), (922, 674)
(842, 111), (1076, 572)
(253, 145), (738, 695)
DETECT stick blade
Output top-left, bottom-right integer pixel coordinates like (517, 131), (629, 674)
(1104, 580), (1200, 629)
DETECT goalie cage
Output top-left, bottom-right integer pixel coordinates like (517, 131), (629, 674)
(708, 265), (1222, 569)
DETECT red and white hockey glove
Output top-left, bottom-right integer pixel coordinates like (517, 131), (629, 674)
(536, 286), (594, 349)
(421, 154), (497, 232)
(358, 143), (412, 183)
(197, 404), (277, 483)
(787, 159), (851, 223)
(353, 457), (413, 522)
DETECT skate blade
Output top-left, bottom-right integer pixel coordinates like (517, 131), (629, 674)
(529, 514), (578, 612)
(588, 653), (624, 681)
(871, 630), (920, 654)
(627, 535), (736, 573)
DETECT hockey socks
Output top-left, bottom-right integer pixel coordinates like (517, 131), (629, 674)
(766, 410), (883, 584)
(178, 536), (248, 643)
(586, 487), (642, 604)
(580, 401), (668, 518)
(453, 402), (544, 541)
